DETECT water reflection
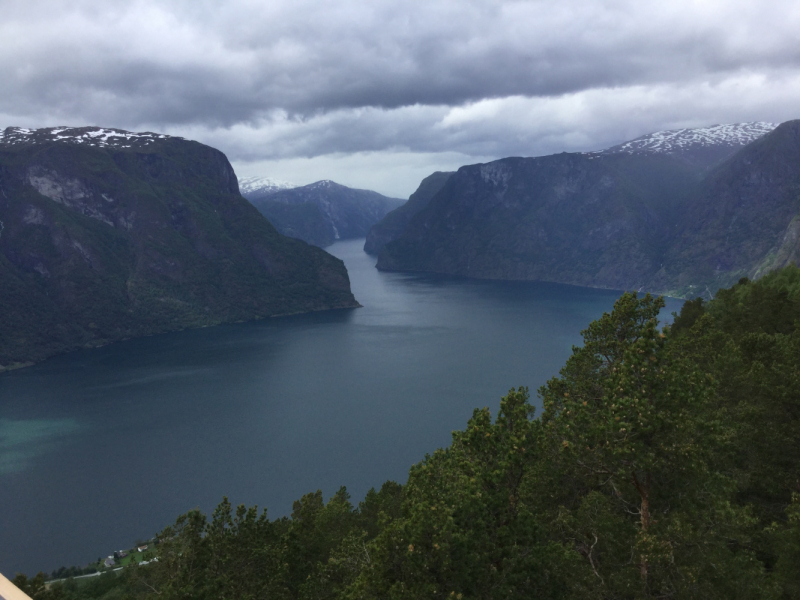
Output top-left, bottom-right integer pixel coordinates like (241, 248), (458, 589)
(0, 418), (81, 474)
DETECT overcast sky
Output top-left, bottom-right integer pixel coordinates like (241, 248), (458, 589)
(3, 0), (800, 197)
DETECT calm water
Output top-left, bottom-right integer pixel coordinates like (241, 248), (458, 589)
(0, 240), (682, 575)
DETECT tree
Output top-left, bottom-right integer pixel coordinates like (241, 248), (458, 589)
(349, 388), (570, 599)
(538, 292), (772, 599)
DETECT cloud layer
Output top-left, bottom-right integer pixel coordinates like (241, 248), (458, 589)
(3, 0), (800, 195)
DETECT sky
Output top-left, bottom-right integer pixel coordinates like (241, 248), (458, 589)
(3, 0), (800, 197)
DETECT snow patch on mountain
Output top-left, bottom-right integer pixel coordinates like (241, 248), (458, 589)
(0, 126), (175, 148)
(306, 180), (338, 190)
(599, 122), (777, 155)
(238, 176), (296, 196)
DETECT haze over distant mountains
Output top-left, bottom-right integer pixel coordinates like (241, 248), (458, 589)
(241, 179), (403, 247)
(375, 121), (797, 298)
(0, 126), (358, 369)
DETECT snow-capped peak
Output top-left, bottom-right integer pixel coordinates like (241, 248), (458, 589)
(238, 176), (296, 196)
(0, 126), (175, 149)
(307, 180), (337, 189)
(600, 122), (778, 156)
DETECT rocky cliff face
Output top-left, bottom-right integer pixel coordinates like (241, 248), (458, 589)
(364, 171), (453, 255)
(0, 126), (358, 368)
(246, 180), (403, 247)
(376, 121), (797, 297)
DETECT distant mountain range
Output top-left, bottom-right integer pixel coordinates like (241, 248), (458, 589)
(374, 121), (796, 297)
(0, 126), (358, 369)
(241, 179), (404, 247)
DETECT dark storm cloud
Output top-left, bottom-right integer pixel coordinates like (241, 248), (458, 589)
(3, 1), (800, 122)
(3, 0), (800, 170)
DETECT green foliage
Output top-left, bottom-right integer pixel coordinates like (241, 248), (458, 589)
(539, 292), (770, 598)
(13, 570), (137, 600)
(349, 388), (570, 599)
(772, 494), (800, 598)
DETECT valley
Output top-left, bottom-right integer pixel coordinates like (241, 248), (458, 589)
(0, 238), (676, 576)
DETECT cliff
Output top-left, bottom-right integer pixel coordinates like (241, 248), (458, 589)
(376, 121), (798, 298)
(376, 152), (698, 290)
(364, 171), (453, 255)
(0, 126), (359, 368)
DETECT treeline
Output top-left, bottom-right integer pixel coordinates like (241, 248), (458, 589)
(17, 268), (800, 599)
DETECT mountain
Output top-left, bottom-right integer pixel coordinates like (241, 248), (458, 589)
(376, 152), (696, 289)
(654, 120), (800, 296)
(248, 198), (334, 248)
(364, 171), (453, 255)
(238, 175), (296, 199)
(376, 121), (788, 297)
(246, 180), (404, 247)
(598, 122), (777, 170)
(238, 176), (333, 247)
(0, 126), (358, 369)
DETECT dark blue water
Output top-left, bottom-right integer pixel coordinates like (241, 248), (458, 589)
(0, 240), (682, 575)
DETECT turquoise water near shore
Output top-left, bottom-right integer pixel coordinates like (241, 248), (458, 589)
(0, 239), (682, 575)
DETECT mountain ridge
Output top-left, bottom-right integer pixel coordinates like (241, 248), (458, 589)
(245, 180), (403, 247)
(598, 122), (777, 156)
(376, 120), (797, 298)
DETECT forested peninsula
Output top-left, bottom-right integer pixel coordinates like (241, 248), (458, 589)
(17, 266), (800, 600)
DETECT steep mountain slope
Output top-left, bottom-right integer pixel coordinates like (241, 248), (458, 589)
(655, 120), (800, 296)
(0, 126), (358, 369)
(247, 180), (404, 247)
(376, 121), (789, 296)
(364, 171), (453, 255)
(239, 177), (333, 247)
(249, 199), (333, 248)
(377, 151), (699, 290)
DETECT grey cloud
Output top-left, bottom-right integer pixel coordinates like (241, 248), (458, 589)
(3, 0), (800, 178)
(3, 0), (800, 129)
(171, 73), (800, 165)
